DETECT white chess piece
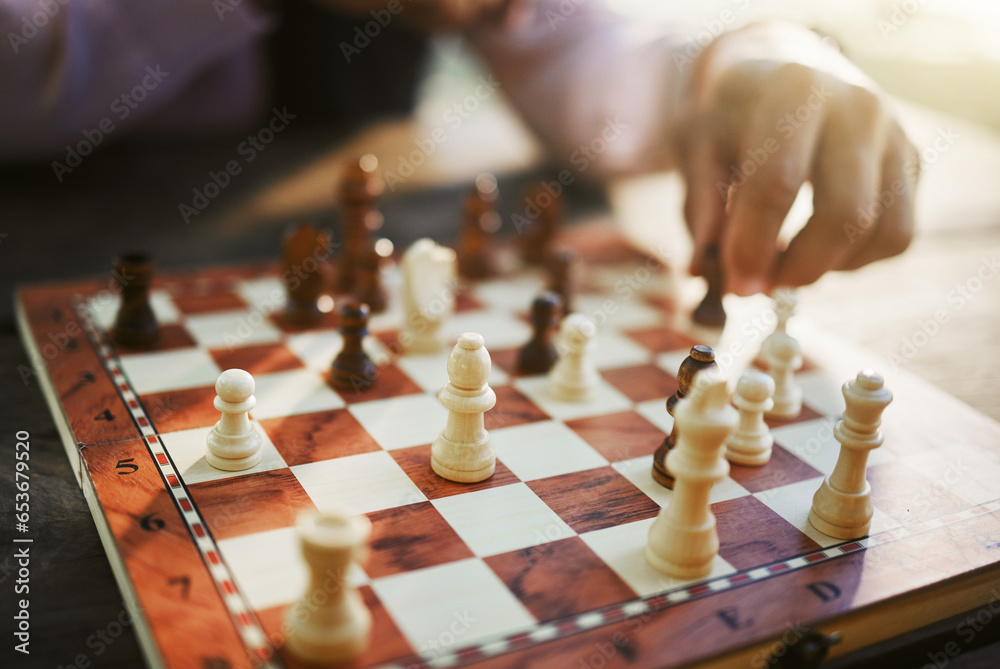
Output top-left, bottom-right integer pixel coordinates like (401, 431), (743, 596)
(284, 509), (372, 664)
(763, 330), (803, 419)
(645, 370), (736, 579)
(400, 238), (457, 353)
(726, 369), (775, 466)
(809, 370), (893, 539)
(548, 313), (598, 402)
(431, 333), (497, 482)
(205, 369), (262, 471)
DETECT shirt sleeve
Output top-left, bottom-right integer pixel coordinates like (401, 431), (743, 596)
(466, 0), (693, 179)
(0, 0), (273, 160)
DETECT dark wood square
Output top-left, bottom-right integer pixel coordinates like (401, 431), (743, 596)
(728, 444), (823, 494)
(257, 585), (412, 668)
(764, 403), (824, 429)
(484, 537), (635, 620)
(488, 346), (522, 376)
(210, 342), (305, 376)
(566, 411), (663, 463)
(623, 325), (699, 355)
(259, 409), (381, 466)
(188, 469), (316, 541)
(713, 495), (821, 570)
(528, 466), (659, 533)
(868, 462), (970, 525)
(172, 291), (248, 315)
(365, 502), (474, 578)
(601, 364), (679, 403)
(390, 444), (520, 500)
(112, 323), (197, 354)
(454, 288), (483, 313)
(142, 384), (219, 433)
(486, 386), (548, 431)
(269, 308), (339, 333)
(324, 365), (423, 404)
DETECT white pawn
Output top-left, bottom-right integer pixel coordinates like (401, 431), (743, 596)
(400, 238), (457, 353)
(431, 333), (497, 482)
(284, 509), (372, 664)
(206, 369), (262, 471)
(809, 370), (893, 539)
(548, 313), (598, 402)
(726, 370), (775, 466)
(763, 330), (802, 420)
(645, 371), (736, 579)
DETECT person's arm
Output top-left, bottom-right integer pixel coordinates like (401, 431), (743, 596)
(468, 5), (917, 295)
(0, 0), (273, 160)
(467, 1), (689, 178)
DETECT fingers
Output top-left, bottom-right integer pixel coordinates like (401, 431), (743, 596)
(837, 126), (917, 270)
(678, 114), (730, 277)
(722, 64), (825, 296)
(773, 87), (887, 287)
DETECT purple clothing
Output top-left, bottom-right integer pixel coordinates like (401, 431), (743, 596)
(1, 0), (271, 158)
(0, 0), (687, 176)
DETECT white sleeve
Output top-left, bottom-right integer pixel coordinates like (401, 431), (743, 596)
(467, 1), (693, 179)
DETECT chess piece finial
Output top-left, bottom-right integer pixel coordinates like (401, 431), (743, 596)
(111, 251), (159, 347)
(206, 369), (263, 471)
(431, 333), (497, 482)
(645, 369), (736, 578)
(808, 370), (893, 539)
(763, 331), (803, 419)
(284, 509), (372, 664)
(330, 300), (376, 393)
(725, 369), (775, 466)
(548, 313), (598, 402)
(400, 238), (457, 354)
(652, 344), (718, 488)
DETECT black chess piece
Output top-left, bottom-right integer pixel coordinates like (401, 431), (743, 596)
(330, 300), (377, 393)
(768, 628), (840, 669)
(548, 248), (577, 314)
(652, 345), (718, 488)
(111, 252), (159, 348)
(282, 224), (331, 327)
(518, 292), (563, 375)
(354, 237), (388, 314)
(693, 244), (727, 327)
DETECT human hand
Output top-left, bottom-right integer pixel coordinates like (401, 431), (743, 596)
(320, 0), (533, 31)
(676, 22), (919, 296)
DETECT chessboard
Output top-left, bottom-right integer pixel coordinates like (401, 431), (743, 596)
(16, 223), (1000, 669)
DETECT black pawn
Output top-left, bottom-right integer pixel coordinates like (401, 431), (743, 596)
(693, 244), (727, 327)
(330, 300), (376, 393)
(111, 252), (159, 348)
(651, 345), (718, 488)
(518, 292), (563, 375)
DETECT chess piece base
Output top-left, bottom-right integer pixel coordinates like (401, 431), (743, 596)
(725, 433), (774, 467)
(766, 395), (802, 420)
(644, 517), (717, 580)
(431, 435), (495, 483)
(283, 594), (372, 664)
(206, 426), (262, 472)
(808, 478), (873, 540)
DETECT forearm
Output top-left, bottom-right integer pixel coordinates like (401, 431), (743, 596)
(466, 0), (691, 179)
(0, 0), (273, 160)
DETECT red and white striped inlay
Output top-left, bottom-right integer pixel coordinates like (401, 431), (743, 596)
(74, 298), (279, 669)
